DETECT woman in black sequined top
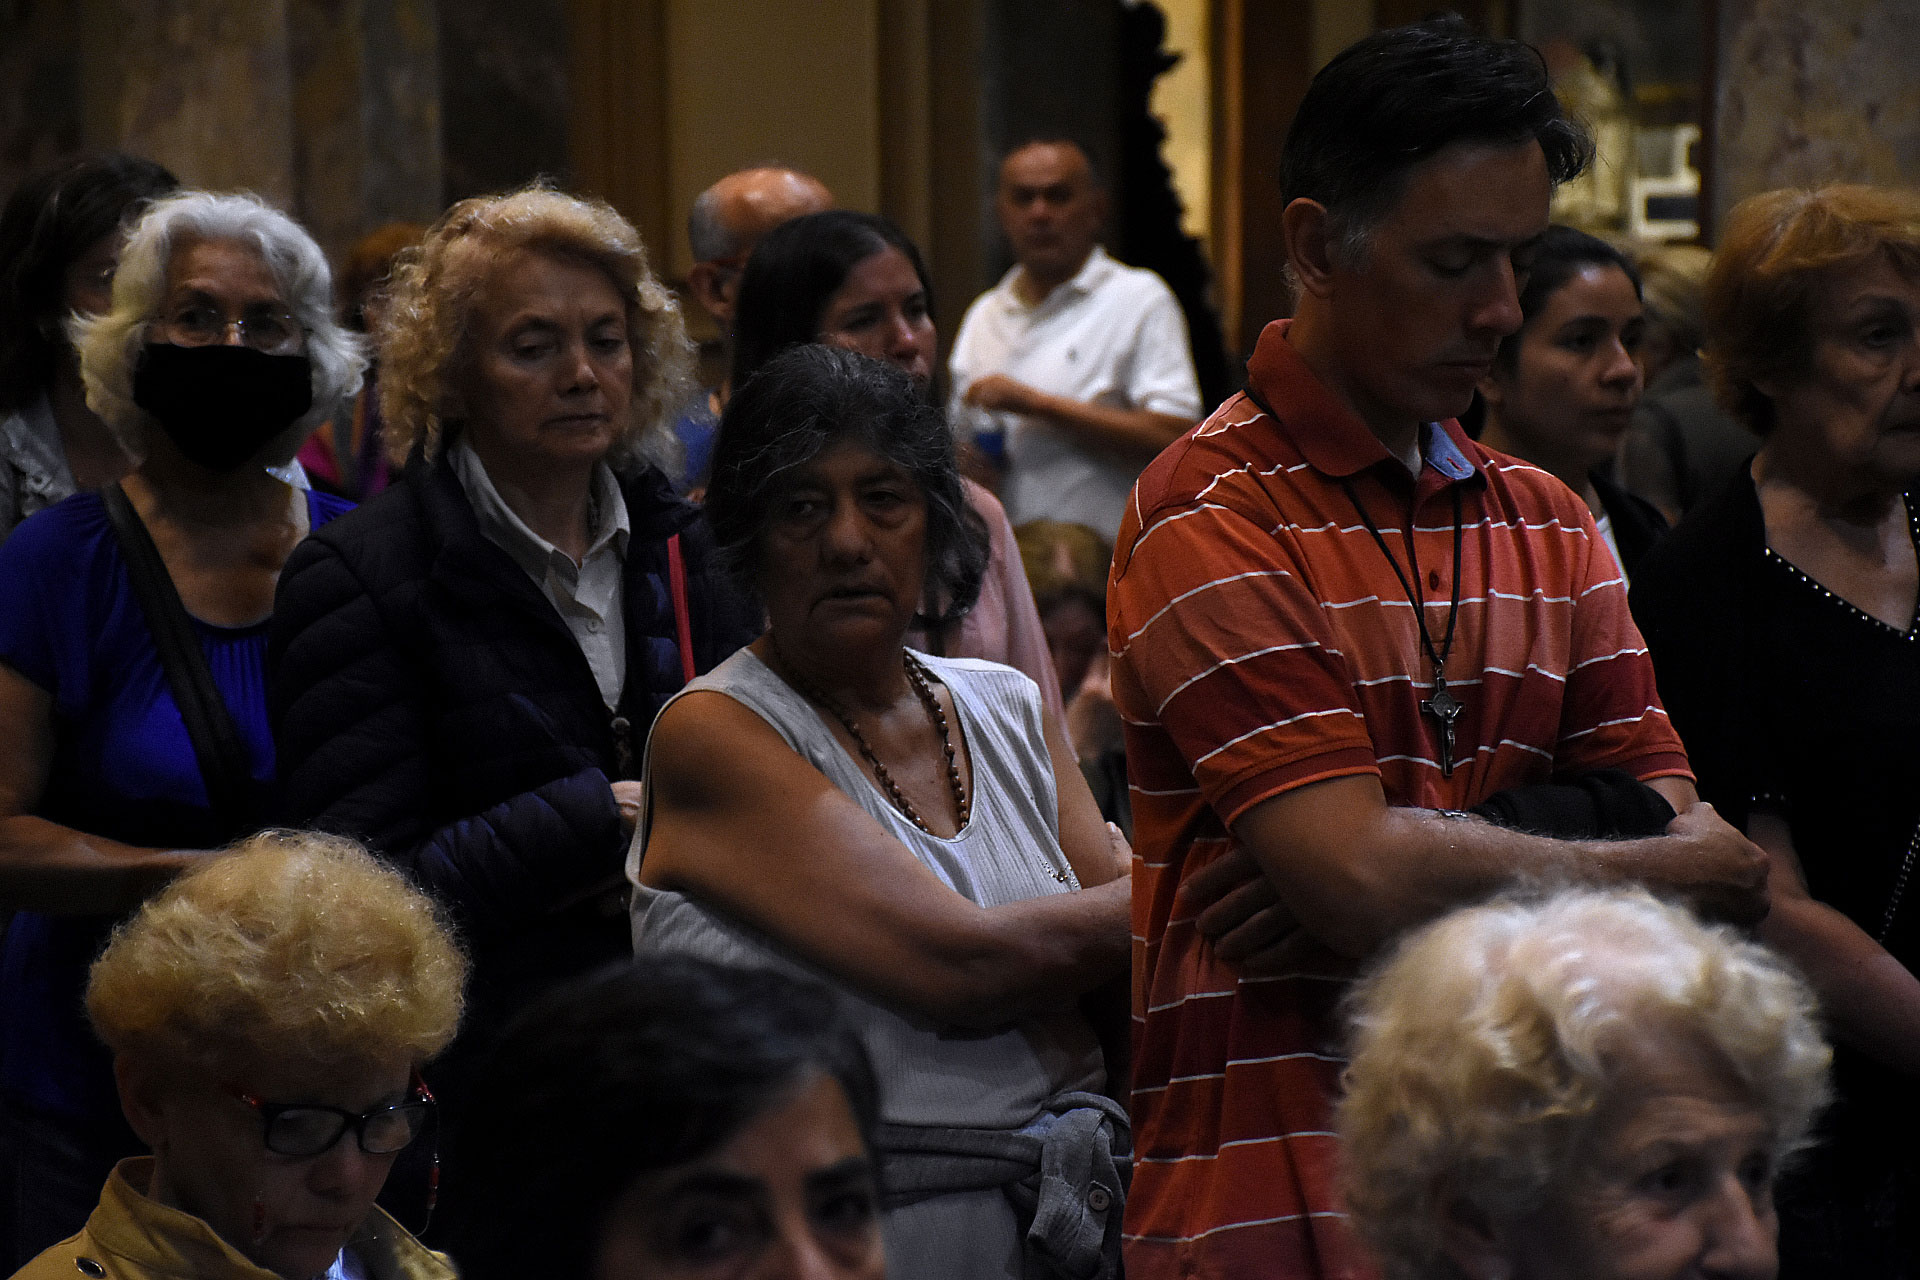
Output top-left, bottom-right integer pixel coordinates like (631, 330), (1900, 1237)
(1631, 183), (1920, 1276)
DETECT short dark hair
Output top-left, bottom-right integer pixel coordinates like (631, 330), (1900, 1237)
(730, 209), (933, 392)
(0, 152), (178, 413)
(707, 344), (989, 628)
(449, 955), (881, 1280)
(1279, 15), (1591, 264)
(1494, 224), (1643, 372)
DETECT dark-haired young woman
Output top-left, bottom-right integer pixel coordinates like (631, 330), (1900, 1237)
(1476, 224), (1668, 578)
(729, 209), (1064, 725)
(0, 153), (177, 543)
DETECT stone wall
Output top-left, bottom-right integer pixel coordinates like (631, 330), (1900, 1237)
(439, 0), (567, 204)
(0, 0), (85, 181)
(1713, 0), (1920, 232)
(0, 0), (456, 264)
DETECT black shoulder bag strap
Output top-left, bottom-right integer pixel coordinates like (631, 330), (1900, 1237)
(102, 481), (257, 831)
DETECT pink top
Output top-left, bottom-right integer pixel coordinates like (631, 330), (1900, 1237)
(908, 479), (1066, 728)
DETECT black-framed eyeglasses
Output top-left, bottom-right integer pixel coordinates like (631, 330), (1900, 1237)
(231, 1074), (436, 1158)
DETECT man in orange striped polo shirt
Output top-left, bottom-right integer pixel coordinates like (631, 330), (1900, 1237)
(1112, 18), (1773, 1280)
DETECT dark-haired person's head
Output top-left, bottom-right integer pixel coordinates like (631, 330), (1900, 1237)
(0, 152), (178, 412)
(708, 345), (987, 630)
(996, 138), (1107, 293)
(1493, 225), (1643, 371)
(1278, 17), (1593, 437)
(451, 956), (885, 1280)
(1479, 226), (1645, 485)
(1279, 17), (1590, 271)
(730, 211), (935, 392)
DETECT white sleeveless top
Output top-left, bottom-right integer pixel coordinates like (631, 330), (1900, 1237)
(627, 647), (1105, 1130)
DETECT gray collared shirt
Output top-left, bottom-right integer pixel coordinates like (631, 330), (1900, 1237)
(452, 438), (630, 710)
(0, 394), (77, 545)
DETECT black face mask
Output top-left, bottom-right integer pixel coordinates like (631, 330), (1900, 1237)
(132, 342), (314, 472)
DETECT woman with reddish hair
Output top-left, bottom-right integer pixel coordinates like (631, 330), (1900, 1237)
(1633, 183), (1920, 1273)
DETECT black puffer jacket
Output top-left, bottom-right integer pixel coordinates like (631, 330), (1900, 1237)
(269, 454), (757, 1017)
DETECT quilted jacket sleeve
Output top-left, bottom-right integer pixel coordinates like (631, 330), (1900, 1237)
(270, 535), (623, 939)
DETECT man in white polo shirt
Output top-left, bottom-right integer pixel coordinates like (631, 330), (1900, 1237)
(949, 138), (1202, 541)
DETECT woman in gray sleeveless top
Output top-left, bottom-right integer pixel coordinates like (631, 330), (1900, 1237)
(630, 348), (1130, 1280)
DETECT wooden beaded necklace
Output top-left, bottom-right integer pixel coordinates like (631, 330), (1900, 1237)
(776, 644), (970, 835)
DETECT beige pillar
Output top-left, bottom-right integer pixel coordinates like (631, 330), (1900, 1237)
(79, 0), (298, 206)
(290, 0), (445, 263)
(1711, 0), (1920, 237)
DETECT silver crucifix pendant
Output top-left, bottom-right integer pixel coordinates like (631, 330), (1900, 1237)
(1422, 679), (1462, 777)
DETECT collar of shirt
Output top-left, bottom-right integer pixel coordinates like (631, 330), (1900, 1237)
(326, 1247), (368, 1280)
(1245, 317), (1483, 496)
(2, 391), (76, 498)
(451, 436), (630, 587)
(994, 244), (1118, 318)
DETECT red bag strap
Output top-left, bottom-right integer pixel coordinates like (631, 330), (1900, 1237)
(667, 532), (696, 683)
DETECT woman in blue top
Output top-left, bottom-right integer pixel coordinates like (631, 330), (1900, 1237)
(0, 190), (365, 1265)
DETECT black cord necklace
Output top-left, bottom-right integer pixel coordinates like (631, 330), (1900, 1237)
(1340, 474), (1468, 776)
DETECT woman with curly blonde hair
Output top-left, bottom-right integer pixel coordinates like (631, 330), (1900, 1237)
(268, 185), (756, 1171)
(13, 829), (466, 1280)
(1338, 886), (1829, 1280)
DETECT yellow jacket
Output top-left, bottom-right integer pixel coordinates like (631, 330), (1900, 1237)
(11, 1160), (456, 1280)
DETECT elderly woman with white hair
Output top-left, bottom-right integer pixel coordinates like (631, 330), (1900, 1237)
(0, 190), (364, 1263)
(1337, 887), (1832, 1280)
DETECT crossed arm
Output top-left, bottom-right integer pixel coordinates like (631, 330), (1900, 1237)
(1748, 809), (1920, 1076)
(1213, 771), (1772, 962)
(639, 689), (1132, 1029)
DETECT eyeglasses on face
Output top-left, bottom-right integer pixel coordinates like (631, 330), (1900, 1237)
(160, 301), (306, 355)
(231, 1075), (435, 1158)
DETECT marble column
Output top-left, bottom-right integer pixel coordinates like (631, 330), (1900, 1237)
(290, 0), (445, 262)
(1714, 0), (1920, 232)
(76, 0), (298, 207)
(0, 0), (443, 266)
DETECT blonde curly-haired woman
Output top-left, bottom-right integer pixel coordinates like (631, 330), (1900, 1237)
(268, 185), (758, 1188)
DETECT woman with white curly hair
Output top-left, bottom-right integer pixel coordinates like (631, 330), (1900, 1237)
(268, 186), (757, 1185)
(14, 829), (466, 1280)
(0, 190), (364, 1264)
(1337, 887), (1831, 1280)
